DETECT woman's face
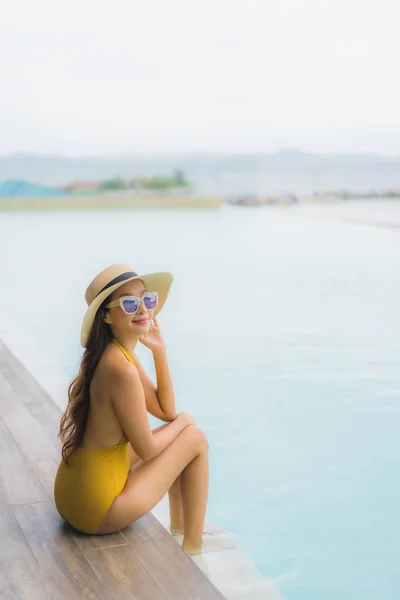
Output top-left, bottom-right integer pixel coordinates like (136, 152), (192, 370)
(104, 279), (155, 336)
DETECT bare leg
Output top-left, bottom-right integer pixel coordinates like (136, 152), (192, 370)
(168, 475), (184, 534)
(129, 424), (185, 533)
(98, 425), (209, 553)
(180, 441), (209, 554)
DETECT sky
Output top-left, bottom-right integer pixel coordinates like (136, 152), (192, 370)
(1, 0), (400, 156)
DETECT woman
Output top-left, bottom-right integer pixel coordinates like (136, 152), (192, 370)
(54, 263), (209, 555)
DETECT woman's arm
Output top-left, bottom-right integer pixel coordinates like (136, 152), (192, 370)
(110, 363), (189, 461)
(133, 350), (177, 422)
(134, 316), (177, 421)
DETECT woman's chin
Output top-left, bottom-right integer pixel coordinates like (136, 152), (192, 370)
(131, 320), (150, 329)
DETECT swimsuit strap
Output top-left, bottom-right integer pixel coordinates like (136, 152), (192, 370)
(111, 338), (135, 365)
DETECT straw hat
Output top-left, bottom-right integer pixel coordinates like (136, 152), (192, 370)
(81, 263), (173, 347)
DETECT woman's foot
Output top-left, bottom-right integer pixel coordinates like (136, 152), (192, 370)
(170, 520), (227, 537)
(182, 536), (236, 555)
(169, 522), (184, 535)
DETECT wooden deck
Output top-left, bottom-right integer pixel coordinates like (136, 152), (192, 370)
(0, 339), (226, 600)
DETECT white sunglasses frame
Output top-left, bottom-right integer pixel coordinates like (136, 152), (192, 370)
(105, 292), (159, 315)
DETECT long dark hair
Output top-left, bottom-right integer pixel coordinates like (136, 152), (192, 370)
(59, 296), (112, 465)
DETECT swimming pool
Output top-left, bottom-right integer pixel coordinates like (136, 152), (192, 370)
(1, 203), (399, 599)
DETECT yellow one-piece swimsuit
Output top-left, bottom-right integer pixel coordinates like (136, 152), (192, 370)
(54, 338), (137, 534)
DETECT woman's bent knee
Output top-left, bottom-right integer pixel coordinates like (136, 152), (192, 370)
(184, 425), (209, 451)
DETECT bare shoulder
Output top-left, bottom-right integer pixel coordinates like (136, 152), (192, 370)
(99, 343), (141, 391)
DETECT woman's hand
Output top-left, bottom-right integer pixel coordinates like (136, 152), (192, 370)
(139, 316), (166, 354)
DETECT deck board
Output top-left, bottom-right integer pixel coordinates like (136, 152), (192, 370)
(0, 339), (226, 600)
(0, 417), (49, 505)
(130, 537), (225, 600)
(0, 501), (51, 600)
(0, 340), (62, 439)
(73, 528), (128, 552)
(0, 373), (61, 501)
(85, 545), (170, 600)
(12, 500), (114, 600)
(120, 512), (170, 544)
(0, 372), (60, 460)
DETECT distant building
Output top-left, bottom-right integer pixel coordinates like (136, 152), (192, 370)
(0, 179), (69, 197)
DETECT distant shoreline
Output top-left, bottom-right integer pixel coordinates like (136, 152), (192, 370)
(0, 194), (222, 211)
(2, 151), (400, 198)
(226, 193), (400, 206)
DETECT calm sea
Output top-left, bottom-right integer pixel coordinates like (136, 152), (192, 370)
(1, 200), (399, 600)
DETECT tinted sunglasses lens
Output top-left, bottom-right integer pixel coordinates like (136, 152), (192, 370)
(143, 293), (158, 310)
(122, 298), (139, 313)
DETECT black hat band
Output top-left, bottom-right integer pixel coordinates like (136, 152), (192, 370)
(96, 271), (139, 298)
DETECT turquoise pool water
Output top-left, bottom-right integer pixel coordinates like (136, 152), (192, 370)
(1, 203), (399, 599)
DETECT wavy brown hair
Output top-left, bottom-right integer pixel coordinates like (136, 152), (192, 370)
(59, 296), (113, 465)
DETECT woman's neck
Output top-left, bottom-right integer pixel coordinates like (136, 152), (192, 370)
(112, 334), (140, 354)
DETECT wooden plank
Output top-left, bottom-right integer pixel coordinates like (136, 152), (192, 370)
(0, 502), (51, 600)
(120, 512), (170, 545)
(29, 458), (59, 502)
(0, 371), (15, 414)
(72, 513), (165, 554)
(0, 501), (37, 563)
(0, 371), (60, 461)
(11, 500), (113, 600)
(0, 341), (62, 439)
(0, 372), (60, 501)
(131, 537), (226, 600)
(85, 544), (170, 600)
(0, 388), (60, 458)
(73, 529), (128, 552)
(0, 418), (48, 505)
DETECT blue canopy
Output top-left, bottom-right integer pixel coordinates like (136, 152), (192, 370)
(0, 179), (69, 197)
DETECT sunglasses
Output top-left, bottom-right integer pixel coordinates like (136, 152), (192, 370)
(105, 292), (159, 315)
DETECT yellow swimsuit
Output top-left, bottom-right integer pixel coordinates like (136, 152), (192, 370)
(54, 338), (137, 534)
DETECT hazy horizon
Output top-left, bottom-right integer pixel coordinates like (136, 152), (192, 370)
(3, 150), (400, 193)
(3, 148), (400, 160)
(2, 0), (400, 156)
